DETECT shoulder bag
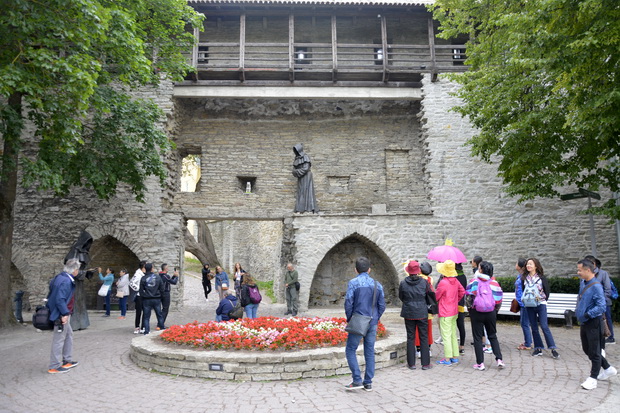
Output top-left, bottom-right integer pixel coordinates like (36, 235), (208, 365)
(98, 284), (110, 297)
(345, 281), (377, 337)
(425, 281), (438, 315)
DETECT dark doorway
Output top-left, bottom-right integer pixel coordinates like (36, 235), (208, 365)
(86, 235), (139, 310)
(309, 234), (398, 307)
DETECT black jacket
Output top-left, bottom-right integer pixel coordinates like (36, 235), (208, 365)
(139, 272), (165, 299)
(399, 275), (432, 319)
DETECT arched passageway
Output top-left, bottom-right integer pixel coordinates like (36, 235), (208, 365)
(87, 235), (139, 310)
(309, 234), (399, 307)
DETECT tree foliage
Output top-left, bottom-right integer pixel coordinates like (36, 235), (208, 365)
(0, 0), (203, 198)
(0, 0), (203, 327)
(431, 0), (620, 220)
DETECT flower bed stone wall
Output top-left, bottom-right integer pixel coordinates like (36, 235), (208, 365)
(130, 329), (406, 381)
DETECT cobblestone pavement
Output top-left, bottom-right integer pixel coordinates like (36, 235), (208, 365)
(1, 273), (618, 413)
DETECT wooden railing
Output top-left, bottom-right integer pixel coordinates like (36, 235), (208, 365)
(188, 41), (466, 83)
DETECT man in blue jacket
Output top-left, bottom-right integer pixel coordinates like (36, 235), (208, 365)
(344, 257), (386, 392)
(576, 259), (617, 390)
(47, 258), (81, 374)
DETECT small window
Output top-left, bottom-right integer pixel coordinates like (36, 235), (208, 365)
(197, 46), (209, 64)
(181, 154), (201, 192)
(237, 176), (257, 194)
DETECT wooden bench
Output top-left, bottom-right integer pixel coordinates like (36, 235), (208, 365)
(497, 292), (579, 327)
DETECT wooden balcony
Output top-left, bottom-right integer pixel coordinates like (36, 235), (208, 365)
(186, 41), (466, 86)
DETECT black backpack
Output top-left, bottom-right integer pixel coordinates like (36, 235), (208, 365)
(228, 298), (244, 320)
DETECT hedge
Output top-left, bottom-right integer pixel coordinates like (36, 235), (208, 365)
(495, 276), (620, 321)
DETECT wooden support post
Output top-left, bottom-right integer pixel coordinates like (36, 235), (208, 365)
(289, 13), (295, 83)
(331, 15), (338, 83)
(427, 16), (438, 82)
(381, 14), (388, 83)
(191, 27), (199, 82)
(239, 12), (246, 82)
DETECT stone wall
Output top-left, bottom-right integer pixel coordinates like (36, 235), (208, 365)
(206, 220), (283, 282)
(10, 80), (187, 310)
(9, 75), (620, 314)
(174, 99), (431, 218)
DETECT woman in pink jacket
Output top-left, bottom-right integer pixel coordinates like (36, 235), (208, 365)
(435, 260), (465, 366)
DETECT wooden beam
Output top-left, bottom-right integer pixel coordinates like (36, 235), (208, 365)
(239, 12), (246, 82)
(381, 14), (388, 83)
(427, 16), (437, 82)
(289, 13), (295, 83)
(331, 15), (338, 83)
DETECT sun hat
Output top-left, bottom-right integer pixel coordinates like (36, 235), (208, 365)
(404, 260), (421, 275)
(436, 260), (458, 277)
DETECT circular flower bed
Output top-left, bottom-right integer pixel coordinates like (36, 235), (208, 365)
(160, 316), (387, 351)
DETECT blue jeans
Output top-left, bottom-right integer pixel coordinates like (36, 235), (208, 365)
(526, 304), (557, 350)
(119, 296), (127, 317)
(605, 305), (614, 340)
(520, 306), (532, 347)
(142, 298), (164, 334)
(345, 323), (377, 385)
(104, 289), (111, 315)
(245, 303), (258, 319)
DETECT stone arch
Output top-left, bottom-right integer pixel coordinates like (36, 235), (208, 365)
(308, 232), (399, 307)
(85, 234), (140, 310)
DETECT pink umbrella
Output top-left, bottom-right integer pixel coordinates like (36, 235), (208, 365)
(427, 239), (468, 263)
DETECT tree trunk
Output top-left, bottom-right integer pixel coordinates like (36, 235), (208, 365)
(183, 220), (220, 267)
(0, 92), (23, 328)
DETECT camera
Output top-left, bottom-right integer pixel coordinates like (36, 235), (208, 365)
(55, 319), (63, 333)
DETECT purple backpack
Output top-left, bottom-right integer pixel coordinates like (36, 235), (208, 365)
(248, 285), (262, 304)
(473, 279), (495, 312)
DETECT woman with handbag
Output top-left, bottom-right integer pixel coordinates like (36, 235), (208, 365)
(116, 268), (130, 319)
(399, 260), (434, 370)
(214, 266), (230, 301)
(98, 267), (115, 317)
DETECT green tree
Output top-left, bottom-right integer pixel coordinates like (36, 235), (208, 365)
(0, 0), (203, 327)
(431, 0), (620, 219)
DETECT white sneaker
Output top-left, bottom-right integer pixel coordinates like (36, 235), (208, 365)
(434, 337), (443, 345)
(416, 351), (421, 359)
(601, 349), (606, 358)
(483, 347), (493, 354)
(581, 377), (597, 390)
(597, 366), (618, 381)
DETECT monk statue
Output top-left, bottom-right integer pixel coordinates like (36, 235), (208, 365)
(292, 144), (319, 213)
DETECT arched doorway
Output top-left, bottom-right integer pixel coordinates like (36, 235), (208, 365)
(309, 234), (399, 307)
(87, 235), (139, 310)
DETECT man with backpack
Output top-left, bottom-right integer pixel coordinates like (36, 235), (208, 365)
(576, 259), (617, 390)
(465, 261), (504, 371)
(47, 258), (81, 374)
(216, 290), (241, 321)
(139, 262), (165, 335)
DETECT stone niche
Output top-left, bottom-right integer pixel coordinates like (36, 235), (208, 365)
(309, 234), (399, 307)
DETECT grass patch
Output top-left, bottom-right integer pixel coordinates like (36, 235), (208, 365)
(256, 280), (276, 304)
(184, 256), (204, 273)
